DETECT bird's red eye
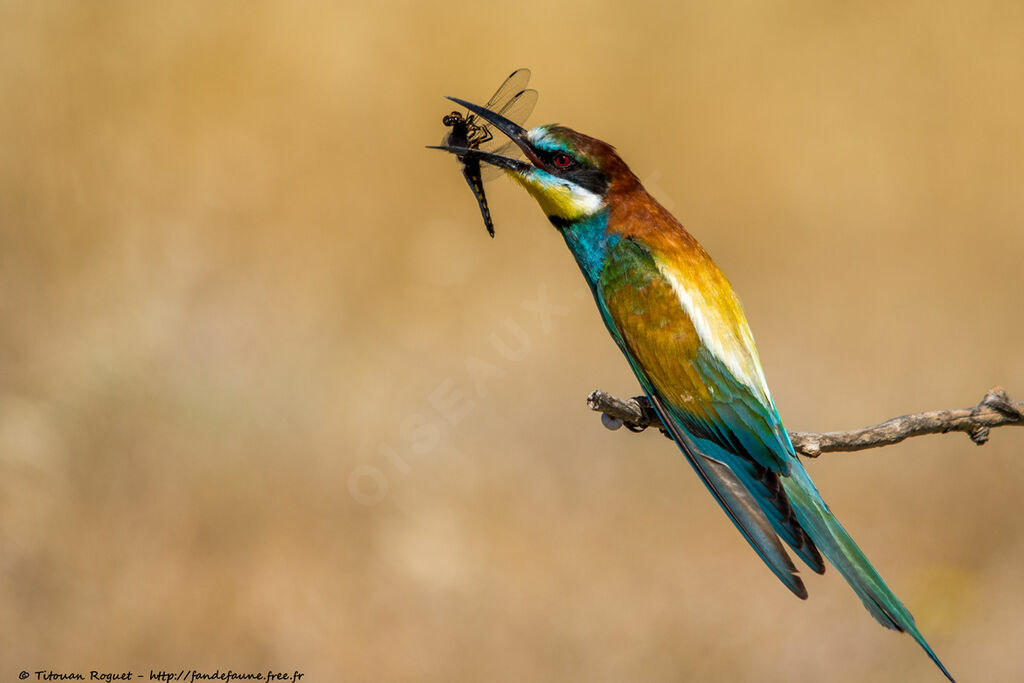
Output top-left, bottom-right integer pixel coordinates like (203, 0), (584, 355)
(553, 153), (573, 168)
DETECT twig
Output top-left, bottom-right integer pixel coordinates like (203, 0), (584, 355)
(586, 386), (1023, 457)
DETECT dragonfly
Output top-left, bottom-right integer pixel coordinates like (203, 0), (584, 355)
(439, 68), (538, 237)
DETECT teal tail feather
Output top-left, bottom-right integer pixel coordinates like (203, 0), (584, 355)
(782, 462), (955, 682)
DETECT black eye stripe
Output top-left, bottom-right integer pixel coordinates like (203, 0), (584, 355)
(566, 166), (609, 195)
(538, 148), (608, 195)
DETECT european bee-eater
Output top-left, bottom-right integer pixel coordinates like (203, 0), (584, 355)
(432, 95), (954, 681)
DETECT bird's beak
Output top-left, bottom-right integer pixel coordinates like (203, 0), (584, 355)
(425, 144), (535, 174)
(430, 96), (604, 222)
(427, 95), (543, 174)
(447, 96), (535, 155)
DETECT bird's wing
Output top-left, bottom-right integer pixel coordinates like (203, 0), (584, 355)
(593, 237), (954, 679)
(595, 237), (824, 591)
(598, 235), (794, 474)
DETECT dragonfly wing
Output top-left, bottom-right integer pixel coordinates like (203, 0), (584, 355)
(483, 68), (531, 110)
(478, 87), (539, 157)
(494, 88), (538, 124)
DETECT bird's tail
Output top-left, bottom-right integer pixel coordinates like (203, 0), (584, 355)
(782, 461), (954, 682)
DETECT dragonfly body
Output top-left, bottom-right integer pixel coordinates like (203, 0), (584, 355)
(442, 110), (495, 235)
(439, 69), (537, 237)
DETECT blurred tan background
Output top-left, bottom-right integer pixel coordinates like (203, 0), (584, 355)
(2, 1), (1023, 681)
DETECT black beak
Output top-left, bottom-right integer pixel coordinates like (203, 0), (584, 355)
(426, 96), (541, 173)
(446, 96), (532, 150)
(425, 144), (534, 174)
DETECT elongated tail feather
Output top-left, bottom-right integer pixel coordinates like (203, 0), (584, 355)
(782, 463), (955, 682)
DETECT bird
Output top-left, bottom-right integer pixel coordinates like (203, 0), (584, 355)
(431, 94), (954, 681)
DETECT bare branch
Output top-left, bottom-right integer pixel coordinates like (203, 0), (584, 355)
(586, 386), (1023, 457)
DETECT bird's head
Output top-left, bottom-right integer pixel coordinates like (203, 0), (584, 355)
(433, 96), (640, 225)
